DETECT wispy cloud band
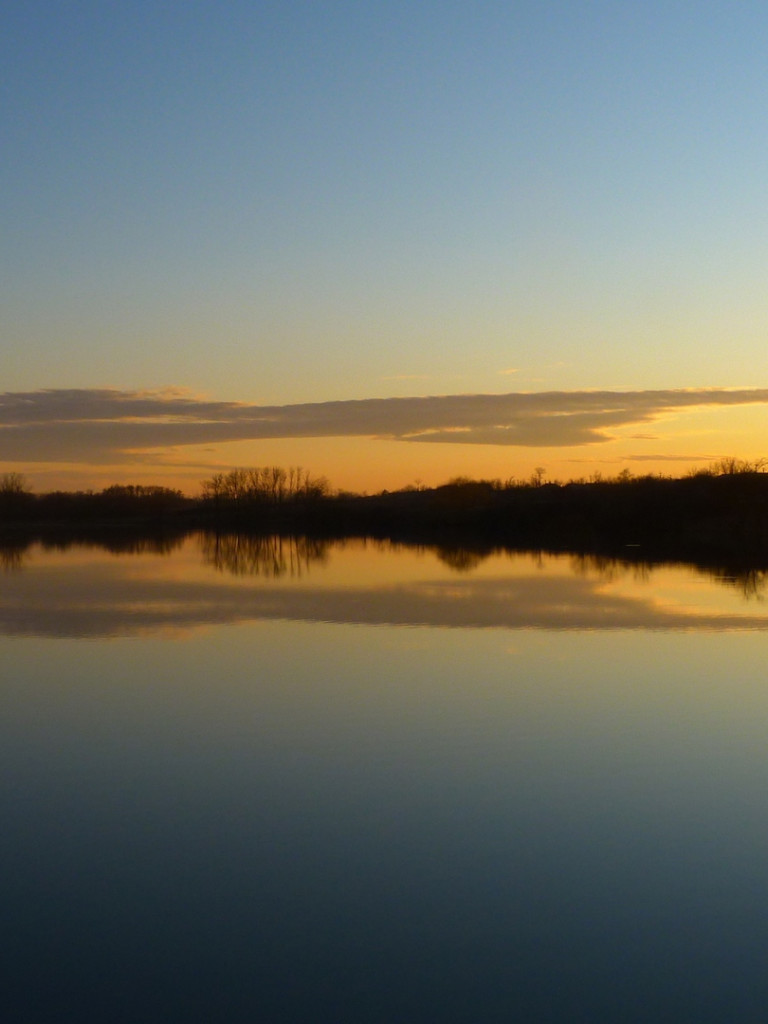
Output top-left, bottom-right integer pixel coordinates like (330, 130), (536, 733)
(1, 387), (767, 464)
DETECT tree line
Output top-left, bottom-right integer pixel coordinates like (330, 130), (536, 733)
(4, 460), (768, 562)
(201, 466), (330, 506)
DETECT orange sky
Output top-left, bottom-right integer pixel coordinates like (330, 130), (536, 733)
(5, 387), (768, 495)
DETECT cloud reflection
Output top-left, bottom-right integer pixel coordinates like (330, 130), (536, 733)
(1, 537), (767, 638)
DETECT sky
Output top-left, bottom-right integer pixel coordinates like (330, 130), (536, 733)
(3, 0), (768, 493)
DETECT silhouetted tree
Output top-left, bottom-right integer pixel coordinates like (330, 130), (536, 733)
(200, 466), (330, 510)
(0, 472), (29, 495)
(0, 472), (33, 519)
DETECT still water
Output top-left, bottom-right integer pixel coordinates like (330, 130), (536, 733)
(2, 534), (768, 1021)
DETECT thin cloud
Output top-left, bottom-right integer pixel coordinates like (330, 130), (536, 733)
(625, 453), (714, 463)
(380, 374), (431, 381)
(1, 387), (768, 464)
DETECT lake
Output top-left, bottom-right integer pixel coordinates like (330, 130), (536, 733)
(2, 533), (768, 1021)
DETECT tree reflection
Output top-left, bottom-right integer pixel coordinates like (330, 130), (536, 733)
(199, 533), (330, 578)
(434, 546), (491, 573)
(569, 552), (653, 583)
(0, 540), (30, 572)
(37, 534), (186, 556)
(568, 550), (768, 599)
(707, 567), (768, 600)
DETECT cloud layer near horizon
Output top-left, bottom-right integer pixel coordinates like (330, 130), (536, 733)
(2, 387), (768, 464)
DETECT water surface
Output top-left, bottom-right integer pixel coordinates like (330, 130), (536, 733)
(2, 536), (767, 1021)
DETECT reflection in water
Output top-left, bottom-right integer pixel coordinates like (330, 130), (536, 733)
(0, 532), (186, 561)
(0, 541), (28, 572)
(3, 546), (768, 1021)
(569, 552), (653, 584)
(1, 534), (768, 638)
(434, 545), (492, 572)
(567, 549), (768, 596)
(707, 566), (768, 600)
(39, 533), (188, 557)
(3, 528), (768, 603)
(2, 534), (768, 1021)
(200, 532), (330, 577)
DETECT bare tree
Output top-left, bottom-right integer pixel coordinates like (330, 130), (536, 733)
(200, 466), (331, 507)
(0, 472), (29, 495)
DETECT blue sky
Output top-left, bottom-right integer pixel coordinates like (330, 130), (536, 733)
(3, 1), (768, 490)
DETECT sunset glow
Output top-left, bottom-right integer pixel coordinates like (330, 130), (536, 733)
(4, 3), (768, 492)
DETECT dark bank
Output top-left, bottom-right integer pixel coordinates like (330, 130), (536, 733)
(4, 460), (768, 565)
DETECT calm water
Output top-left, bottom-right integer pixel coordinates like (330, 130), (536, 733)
(2, 534), (768, 1022)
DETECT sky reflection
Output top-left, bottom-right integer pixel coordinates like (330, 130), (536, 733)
(2, 535), (768, 1021)
(2, 535), (767, 639)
